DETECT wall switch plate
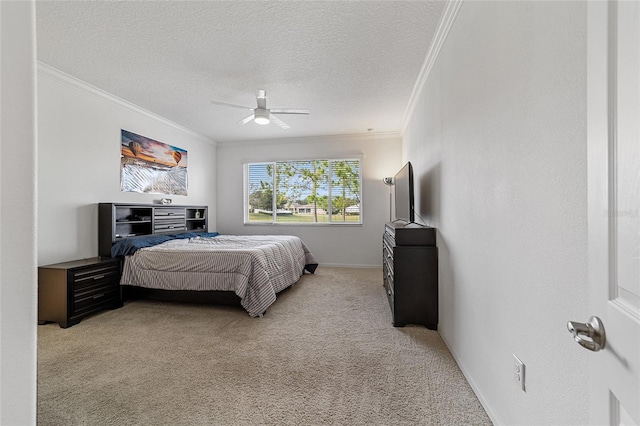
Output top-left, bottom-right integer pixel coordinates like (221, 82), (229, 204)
(513, 354), (525, 391)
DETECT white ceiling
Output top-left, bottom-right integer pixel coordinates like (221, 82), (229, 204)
(36, 1), (445, 143)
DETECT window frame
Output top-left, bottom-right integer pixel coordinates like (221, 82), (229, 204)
(243, 157), (363, 226)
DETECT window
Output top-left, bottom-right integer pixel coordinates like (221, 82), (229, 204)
(245, 158), (362, 224)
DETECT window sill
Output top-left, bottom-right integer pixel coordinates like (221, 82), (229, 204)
(243, 222), (363, 227)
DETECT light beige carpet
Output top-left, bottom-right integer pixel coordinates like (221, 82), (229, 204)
(38, 267), (492, 425)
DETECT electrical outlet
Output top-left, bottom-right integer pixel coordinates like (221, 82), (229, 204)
(513, 354), (525, 391)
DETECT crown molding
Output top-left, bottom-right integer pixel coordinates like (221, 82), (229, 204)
(400, 0), (464, 134)
(218, 130), (401, 147)
(37, 61), (216, 145)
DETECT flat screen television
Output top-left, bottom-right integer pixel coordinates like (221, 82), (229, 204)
(394, 161), (414, 224)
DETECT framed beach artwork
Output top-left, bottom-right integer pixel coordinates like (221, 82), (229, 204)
(120, 129), (188, 195)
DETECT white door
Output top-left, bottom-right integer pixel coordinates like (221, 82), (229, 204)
(585, 1), (640, 424)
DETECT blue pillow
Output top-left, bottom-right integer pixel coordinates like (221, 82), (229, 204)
(110, 235), (173, 257)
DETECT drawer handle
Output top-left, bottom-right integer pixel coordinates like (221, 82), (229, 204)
(93, 293), (105, 299)
(93, 275), (105, 280)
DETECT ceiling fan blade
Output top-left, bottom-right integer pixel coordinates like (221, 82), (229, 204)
(270, 108), (310, 115)
(211, 100), (253, 110)
(270, 114), (290, 130)
(239, 114), (255, 125)
(256, 90), (267, 109)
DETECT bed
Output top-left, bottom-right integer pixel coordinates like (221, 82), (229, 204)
(113, 234), (318, 317)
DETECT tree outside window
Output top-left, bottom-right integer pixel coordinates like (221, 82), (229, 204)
(246, 159), (362, 224)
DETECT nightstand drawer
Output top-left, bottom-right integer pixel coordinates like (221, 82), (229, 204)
(73, 265), (120, 291)
(73, 289), (120, 316)
(74, 279), (118, 299)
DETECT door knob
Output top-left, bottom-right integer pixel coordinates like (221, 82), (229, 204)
(567, 316), (606, 352)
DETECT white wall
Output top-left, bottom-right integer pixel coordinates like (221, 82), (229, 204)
(216, 133), (401, 267)
(0, 1), (38, 423)
(37, 66), (217, 266)
(403, 1), (589, 424)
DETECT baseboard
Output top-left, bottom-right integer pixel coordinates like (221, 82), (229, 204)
(439, 332), (501, 425)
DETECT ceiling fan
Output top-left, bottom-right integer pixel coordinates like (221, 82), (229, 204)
(210, 90), (309, 129)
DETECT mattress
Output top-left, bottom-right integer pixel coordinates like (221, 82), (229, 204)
(120, 235), (316, 317)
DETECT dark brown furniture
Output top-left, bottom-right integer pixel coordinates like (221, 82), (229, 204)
(382, 222), (438, 329)
(38, 257), (123, 328)
(98, 203), (208, 257)
(98, 202), (238, 305)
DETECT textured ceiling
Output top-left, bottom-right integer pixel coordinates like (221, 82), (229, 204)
(36, 1), (445, 143)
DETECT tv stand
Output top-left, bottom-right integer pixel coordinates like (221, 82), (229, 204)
(382, 222), (438, 329)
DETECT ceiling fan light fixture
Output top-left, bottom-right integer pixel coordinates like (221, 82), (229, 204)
(211, 91), (307, 129)
(254, 109), (270, 125)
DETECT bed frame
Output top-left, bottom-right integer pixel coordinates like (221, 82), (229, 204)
(122, 286), (242, 307)
(99, 202), (229, 304)
(98, 203), (310, 313)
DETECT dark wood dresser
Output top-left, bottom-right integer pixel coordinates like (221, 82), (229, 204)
(382, 222), (438, 329)
(38, 257), (123, 328)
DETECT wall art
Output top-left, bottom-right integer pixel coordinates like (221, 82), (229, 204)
(120, 129), (188, 195)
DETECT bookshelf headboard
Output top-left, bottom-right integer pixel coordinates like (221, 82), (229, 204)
(98, 203), (208, 258)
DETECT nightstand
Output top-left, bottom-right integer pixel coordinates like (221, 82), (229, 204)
(38, 257), (122, 328)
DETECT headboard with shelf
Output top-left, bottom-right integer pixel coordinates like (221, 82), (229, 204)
(98, 203), (208, 258)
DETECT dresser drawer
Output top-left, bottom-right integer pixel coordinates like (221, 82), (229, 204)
(383, 261), (394, 292)
(384, 230), (396, 249)
(383, 244), (394, 274)
(383, 260), (395, 316)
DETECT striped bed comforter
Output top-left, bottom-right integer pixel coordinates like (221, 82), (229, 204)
(120, 235), (316, 317)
